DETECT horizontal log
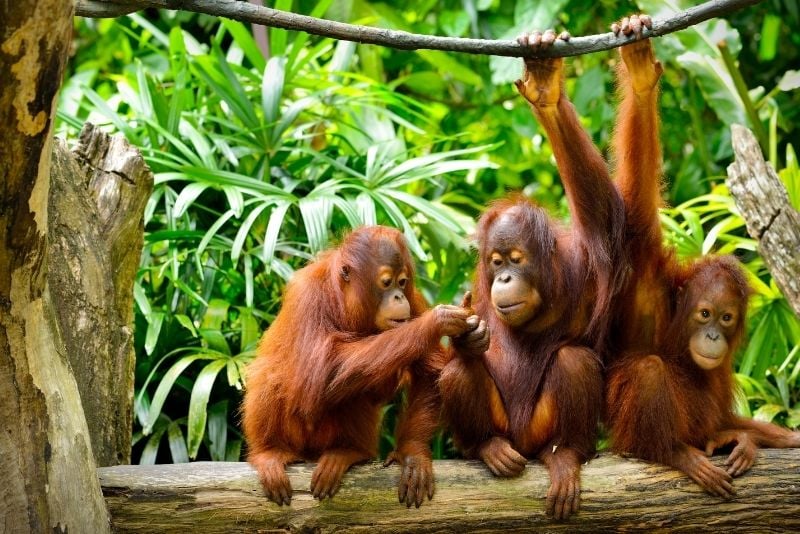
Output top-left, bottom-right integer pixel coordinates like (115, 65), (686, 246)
(98, 450), (800, 532)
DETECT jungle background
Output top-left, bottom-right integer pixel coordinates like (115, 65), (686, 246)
(57, 0), (800, 464)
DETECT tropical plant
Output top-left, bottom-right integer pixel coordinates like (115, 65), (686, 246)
(58, 0), (800, 462)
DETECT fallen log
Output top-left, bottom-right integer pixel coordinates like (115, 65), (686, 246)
(99, 450), (800, 532)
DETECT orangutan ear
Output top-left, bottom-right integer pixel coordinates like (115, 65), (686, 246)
(340, 264), (351, 282)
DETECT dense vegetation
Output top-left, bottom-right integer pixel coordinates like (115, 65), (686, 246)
(58, 0), (800, 464)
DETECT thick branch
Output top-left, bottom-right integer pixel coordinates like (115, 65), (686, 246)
(99, 452), (800, 532)
(75, 0), (764, 58)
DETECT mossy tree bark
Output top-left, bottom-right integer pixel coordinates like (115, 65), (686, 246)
(0, 1), (110, 531)
(48, 124), (153, 466)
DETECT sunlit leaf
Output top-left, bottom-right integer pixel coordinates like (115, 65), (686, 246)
(144, 311), (165, 356)
(143, 353), (214, 433)
(187, 359), (228, 458)
(753, 403), (785, 423)
(263, 56), (286, 127)
(173, 183), (209, 218)
(167, 420), (189, 463)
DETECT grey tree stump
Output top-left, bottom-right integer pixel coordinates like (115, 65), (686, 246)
(726, 124), (800, 318)
(48, 123), (153, 466)
(98, 451), (800, 532)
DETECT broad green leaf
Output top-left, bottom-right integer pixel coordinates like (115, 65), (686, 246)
(329, 40), (356, 74)
(299, 195), (334, 254)
(679, 53), (747, 126)
(222, 185), (245, 218)
(80, 86), (136, 139)
(202, 299), (230, 330)
(375, 194), (426, 259)
(187, 359), (228, 458)
(133, 282), (151, 316)
(174, 314), (198, 337)
(232, 203), (271, 263)
(237, 307), (260, 350)
(144, 353), (212, 433)
(226, 359), (242, 390)
(206, 400), (229, 461)
(440, 10), (470, 37)
(180, 166), (292, 198)
(128, 13), (170, 47)
(262, 56), (286, 126)
(199, 329), (231, 355)
(199, 209), (237, 257)
(144, 120), (205, 167)
(140, 423), (167, 465)
(167, 420), (189, 463)
(355, 192), (377, 226)
(243, 254), (254, 309)
(179, 121), (216, 168)
(144, 311), (165, 356)
(778, 70), (800, 92)
(381, 190), (462, 233)
(262, 201), (291, 268)
(331, 196), (362, 229)
(226, 439), (243, 461)
(221, 19), (266, 72)
(173, 183), (209, 218)
(753, 403), (785, 423)
(738, 310), (771, 376)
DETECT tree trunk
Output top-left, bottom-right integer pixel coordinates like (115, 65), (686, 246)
(48, 123), (153, 466)
(0, 1), (110, 531)
(98, 451), (800, 532)
(726, 124), (800, 317)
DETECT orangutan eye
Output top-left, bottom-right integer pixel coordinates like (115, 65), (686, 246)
(722, 313), (732, 322)
(398, 277), (408, 289)
(700, 309), (710, 319)
(510, 254), (523, 264)
(382, 278), (392, 288)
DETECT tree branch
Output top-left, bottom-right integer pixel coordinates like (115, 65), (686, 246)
(75, 0), (765, 58)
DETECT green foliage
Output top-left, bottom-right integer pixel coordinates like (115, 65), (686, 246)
(60, 0), (800, 462)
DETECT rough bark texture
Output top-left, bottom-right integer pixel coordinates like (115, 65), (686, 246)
(48, 123), (152, 466)
(99, 451), (800, 532)
(0, 0), (110, 532)
(75, 0), (764, 58)
(726, 124), (800, 317)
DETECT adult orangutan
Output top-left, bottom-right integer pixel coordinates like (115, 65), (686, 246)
(440, 30), (626, 520)
(604, 15), (800, 497)
(242, 225), (472, 507)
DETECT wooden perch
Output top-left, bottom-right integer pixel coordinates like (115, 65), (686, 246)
(726, 125), (800, 318)
(99, 450), (800, 532)
(74, 0), (765, 58)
